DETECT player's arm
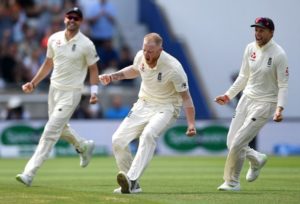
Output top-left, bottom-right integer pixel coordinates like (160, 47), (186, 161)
(273, 54), (289, 122)
(180, 90), (196, 137)
(88, 63), (100, 104)
(99, 65), (139, 85)
(215, 46), (250, 105)
(22, 57), (53, 93)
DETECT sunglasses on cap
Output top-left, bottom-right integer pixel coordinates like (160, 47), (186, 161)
(65, 15), (81, 21)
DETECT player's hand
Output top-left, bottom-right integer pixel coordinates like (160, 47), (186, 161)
(89, 94), (98, 104)
(186, 126), (197, 137)
(273, 107), (283, 122)
(214, 95), (230, 105)
(22, 82), (35, 93)
(99, 74), (112, 85)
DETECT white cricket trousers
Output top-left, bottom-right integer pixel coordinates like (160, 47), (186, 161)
(23, 85), (85, 177)
(223, 95), (276, 185)
(112, 99), (177, 181)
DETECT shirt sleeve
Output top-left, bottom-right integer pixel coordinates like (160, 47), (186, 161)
(172, 64), (189, 92)
(276, 52), (289, 108)
(85, 41), (100, 66)
(225, 46), (250, 99)
(132, 50), (143, 71)
(46, 35), (54, 58)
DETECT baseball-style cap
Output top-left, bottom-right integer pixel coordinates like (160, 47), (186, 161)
(251, 17), (275, 31)
(65, 7), (83, 19)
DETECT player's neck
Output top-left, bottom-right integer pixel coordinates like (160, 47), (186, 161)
(65, 30), (79, 41)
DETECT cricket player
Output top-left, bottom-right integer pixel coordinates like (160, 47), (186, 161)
(215, 17), (289, 191)
(16, 7), (100, 186)
(99, 33), (197, 194)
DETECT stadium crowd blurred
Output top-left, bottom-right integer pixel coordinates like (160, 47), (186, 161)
(0, 0), (136, 120)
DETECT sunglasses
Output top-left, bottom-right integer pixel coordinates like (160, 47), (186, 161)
(66, 15), (81, 21)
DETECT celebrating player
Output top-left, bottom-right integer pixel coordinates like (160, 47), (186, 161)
(99, 33), (197, 194)
(16, 7), (100, 186)
(215, 17), (289, 191)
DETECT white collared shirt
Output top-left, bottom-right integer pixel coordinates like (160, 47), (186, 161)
(133, 50), (188, 107)
(226, 40), (289, 107)
(47, 30), (99, 90)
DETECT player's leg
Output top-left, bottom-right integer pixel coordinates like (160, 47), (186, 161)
(61, 124), (95, 167)
(16, 88), (79, 185)
(112, 100), (148, 193)
(127, 108), (176, 181)
(226, 95), (248, 149)
(221, 100), (273, 189)
(112, 100), (147, 174)
(218, 97), (247, 191)
(245, 102), (276, 182)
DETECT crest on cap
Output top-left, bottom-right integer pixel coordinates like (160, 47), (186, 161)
(250, 17), (274, 31)
(66, 7), (83, 19)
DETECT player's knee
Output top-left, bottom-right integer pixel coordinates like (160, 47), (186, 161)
(112, 135), (126, 152)
(140, 130), (157, 145)
(229, 140), (244, 154)
(43, 118), (65, 141)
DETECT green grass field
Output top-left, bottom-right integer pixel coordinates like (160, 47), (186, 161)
(0, 156), (300, 204)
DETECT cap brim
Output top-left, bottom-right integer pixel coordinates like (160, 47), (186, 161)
(250, 24), (269, 29)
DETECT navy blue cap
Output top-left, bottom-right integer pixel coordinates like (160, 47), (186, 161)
(251, 17), (275, 31)
(66, 7), (83, 19)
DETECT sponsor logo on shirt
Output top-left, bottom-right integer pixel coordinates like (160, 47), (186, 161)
(250, 52), (256, 61)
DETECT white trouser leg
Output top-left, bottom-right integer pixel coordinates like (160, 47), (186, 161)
(245, 147), (264, 167)
(23, 138), (55, 177)
(22, 87), (81, 178)
(61, 124), (85, 152)
(112, 116), (143, 173)
(23, 116), (65, 177)
(223, 96), (274, 185)
(127, 110), (176, 181)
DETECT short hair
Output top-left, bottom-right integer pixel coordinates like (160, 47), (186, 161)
(143, 33), (163, 47)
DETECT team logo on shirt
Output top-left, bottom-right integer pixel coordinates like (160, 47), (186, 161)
(250, 52), (256, 61)
(181, 82), (187, 89)
(267, 57), (272, 67)
(157, 72), (162, 81)
(72, 44), (76, 51)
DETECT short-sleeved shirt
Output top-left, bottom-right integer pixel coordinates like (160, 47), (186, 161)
(47, 30), (99, 90)
(133, 50), (188, 107)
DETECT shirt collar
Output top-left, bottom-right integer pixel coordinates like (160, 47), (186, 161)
(256, 39), (274, 51)
(64, 30), (81, 42)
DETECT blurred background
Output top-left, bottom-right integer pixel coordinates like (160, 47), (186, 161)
(0, 0), (299, 158)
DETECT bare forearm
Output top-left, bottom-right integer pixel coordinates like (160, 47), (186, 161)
(31, 58), (53, 86)
(89, 64), (100, 85)
(111, 65), (139, 81)
(184, 106), (196, 126)
(181, 90), (196, 128)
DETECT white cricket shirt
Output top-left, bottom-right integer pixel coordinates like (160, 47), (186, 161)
(226, 40), (289, 108)
(47, 30), (99, 90)
(133, 50), (189, 107)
